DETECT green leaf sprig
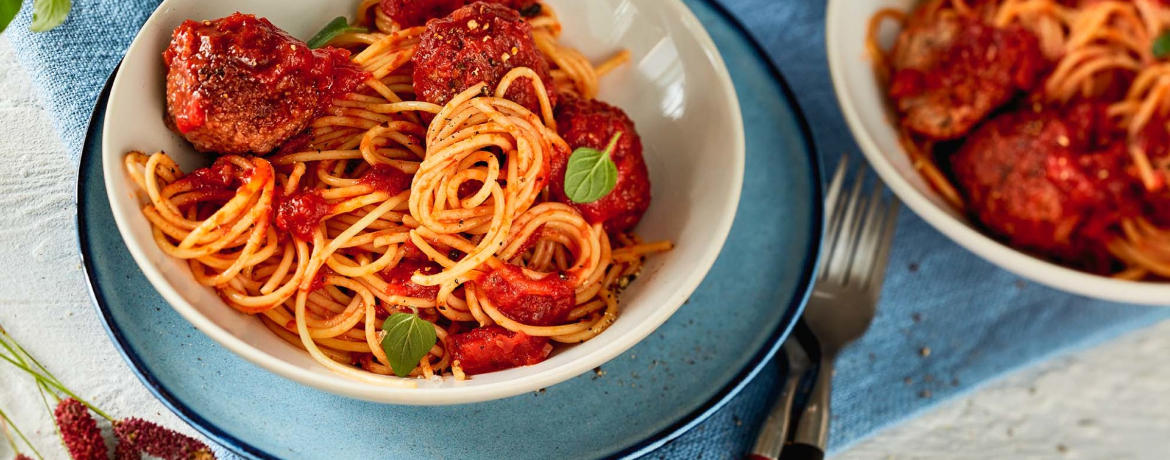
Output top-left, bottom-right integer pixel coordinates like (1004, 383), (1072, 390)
(307, 16), (367, 49)
(380, 312), (437, 378)
(30, 0), (68, 32)
(563, 132), (623, 204)
(0, 0), (20, 35)
(0, 0), (72, 35)
(1155, 31), (1170, 60)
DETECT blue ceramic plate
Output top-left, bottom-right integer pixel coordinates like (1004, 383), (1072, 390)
(77, 0), (821, 458)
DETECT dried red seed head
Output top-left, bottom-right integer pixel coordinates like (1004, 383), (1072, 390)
(53, 398), (108, 460)
(114, 418), (216, 460)
(114, 439), (143, 460)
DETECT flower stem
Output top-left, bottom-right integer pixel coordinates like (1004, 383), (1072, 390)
(0, 351), (114, 422)
(0, 326), (66, 389)
(0, 405), (45, 460)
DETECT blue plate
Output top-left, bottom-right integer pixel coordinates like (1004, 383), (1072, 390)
(76, 1), (821, 458)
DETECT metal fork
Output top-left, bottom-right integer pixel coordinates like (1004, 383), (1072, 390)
(749, 156), (900, 460)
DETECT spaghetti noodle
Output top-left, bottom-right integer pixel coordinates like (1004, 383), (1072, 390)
(125, 1), (670, 384)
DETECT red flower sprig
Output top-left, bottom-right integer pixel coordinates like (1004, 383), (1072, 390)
(115, 418), (215, 460)
(53, 399), (108, 460)
(114, 437), (142, 460)
(0, 322), (216, 460)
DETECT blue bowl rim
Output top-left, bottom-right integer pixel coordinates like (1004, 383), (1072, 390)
(73, 1), (824, 457)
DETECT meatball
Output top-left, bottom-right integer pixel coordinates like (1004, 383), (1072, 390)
(951, 104), (1140, 272)
(449, 325), (550, 375)
(889, 17), (1046, 140)
(164, 13), (368, 154)
(551, 96), (651, 233)
(378, 0), (540, 28)
(412, 2), (556, 114)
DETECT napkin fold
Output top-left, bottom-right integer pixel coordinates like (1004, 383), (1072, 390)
(8, 0), (1169, 458)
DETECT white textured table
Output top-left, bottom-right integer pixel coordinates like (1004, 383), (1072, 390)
(1, 36), (1168, 460)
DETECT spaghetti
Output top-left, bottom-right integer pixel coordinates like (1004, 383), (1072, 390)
(868, 0), (1170, 279)
(125, 1), (669, 384)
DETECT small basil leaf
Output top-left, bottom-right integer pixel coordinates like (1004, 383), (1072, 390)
(308, 16), (366, 49)
(380, 312), (437, 378)
(0, 0), (22, 35)
(564, 132), (622, 203)
(1155, 32), (1170, 60)
(30, 0), (68, 32)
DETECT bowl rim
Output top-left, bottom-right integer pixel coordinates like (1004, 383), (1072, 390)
(99, 0), (747, 404)
(825, 0), (1170, 306)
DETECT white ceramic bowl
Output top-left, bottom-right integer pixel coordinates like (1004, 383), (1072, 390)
(102, 0), (744, 404)
(826, 0), (1170, 305)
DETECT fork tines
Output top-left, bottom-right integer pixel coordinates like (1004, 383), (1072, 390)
(817, 155), (899, 292)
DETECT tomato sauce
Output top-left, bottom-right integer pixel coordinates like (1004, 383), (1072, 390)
(358, 164), (413, 194)
(478, 263), (575, 326)
(449, 325), (550, 375)
(274, 190), (332, 241)
(379, 259), (442, 299)
(181, 157), (237, 192)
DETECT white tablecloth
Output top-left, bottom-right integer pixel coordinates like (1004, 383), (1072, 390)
(1, 36), (1168, 460)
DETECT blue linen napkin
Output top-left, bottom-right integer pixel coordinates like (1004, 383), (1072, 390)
(8, 0), (1170, 458)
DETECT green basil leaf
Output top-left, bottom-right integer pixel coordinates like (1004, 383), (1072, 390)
(0, 0), (21, 35)
(1155, 32), (1170, 60)
(380, 312), (437, 378)
(30, 0), (68, 32)
(307, 16), (366, 49)
(564, 132), (622, 203)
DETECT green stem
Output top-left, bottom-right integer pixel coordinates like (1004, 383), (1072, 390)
(0, 328), (66, 390)
(0, 412), (18, 454)
(0, 353), (114, 422)
(603, 132), (623, 157)
(0, 405), (45, 460)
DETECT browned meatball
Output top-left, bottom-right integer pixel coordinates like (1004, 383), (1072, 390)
(412, 2), (556, 114)
(164, 13), (368, 154)
(888, 17), (1046, 140)
(951, 104), (1140, 272)
(550, 96), (651, 233)
(378, 0), (541, 28)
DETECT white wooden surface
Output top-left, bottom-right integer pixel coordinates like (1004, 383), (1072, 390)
(0, 36), (1168, 459)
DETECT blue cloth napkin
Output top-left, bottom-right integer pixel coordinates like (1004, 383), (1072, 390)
(8, 0), (1170, 458)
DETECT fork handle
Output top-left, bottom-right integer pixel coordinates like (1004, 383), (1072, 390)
(748, 350), (807, 460)
(783, 355), (833, 459)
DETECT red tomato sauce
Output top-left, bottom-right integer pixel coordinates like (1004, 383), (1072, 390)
(358, 164), (413, 194)
(478, 263), (575, 326)
(449, 325), (550, 375)
(379, 259), (442, 299)
(274, 190), (332, 241)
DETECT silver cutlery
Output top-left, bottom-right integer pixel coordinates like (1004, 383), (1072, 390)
(749, 156), (899, 460)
